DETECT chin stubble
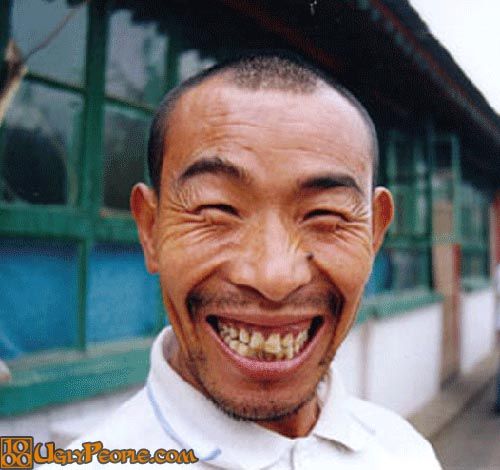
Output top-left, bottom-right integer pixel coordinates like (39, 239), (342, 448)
(204, 377), (321, 422)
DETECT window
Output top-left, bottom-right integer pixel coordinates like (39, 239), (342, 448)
(431, 136), (461, 241)
(460, 183), (490, 284)
(0, 239), (79, 359)
(1, 0), (87, 205)
(101, 3), (169, 212)
(1, 82), (83, 205)
(361, 130), (439, 319)
(105, 8), (168, 107)
(102, 106), (150, 211)
(0, 0), (165, 416)
(365, 131), (432, 299)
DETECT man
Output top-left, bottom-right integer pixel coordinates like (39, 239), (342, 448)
(59, 53), (442, 468)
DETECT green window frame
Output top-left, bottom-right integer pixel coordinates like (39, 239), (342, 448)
(430, 133), (462, 244)
(0, 0), (170, 416)
(427, 132), (491, 291)
(460, 183), (490, 291)
(361, 129), (441, 320)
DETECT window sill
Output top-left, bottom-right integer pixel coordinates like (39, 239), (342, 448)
(461, 277), (492, 293)
(0, 338), (153, 417)
(359, 289), (443, 321)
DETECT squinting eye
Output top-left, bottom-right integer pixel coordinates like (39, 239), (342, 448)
(198, 204), (239, 217)
(303, 209), (337, 220)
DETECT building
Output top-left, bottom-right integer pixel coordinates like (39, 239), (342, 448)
(1, 0), (499, 443)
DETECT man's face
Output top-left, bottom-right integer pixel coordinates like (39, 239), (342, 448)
(132, 76), (392, 421)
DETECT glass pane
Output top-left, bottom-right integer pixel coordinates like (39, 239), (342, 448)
(86, 244), (161, 343)
(102, 106), (150, 211)
(178, 49), (217, 82)
(365, 247), (428, 296)
(432, 141), (454, 202)
(1, 82), (83, 205)
(106, 8), (168, 106)
(470, 256), (483, 277)
(461, 184), (489, 244)
(393, 141), (413, 182)
(364, 250), (393, 296)
(0, 238), (79, 360)
(11, 0), (87, 85)
(415, 190), (428, 235)
(390, 186), (413, 235)
(387, 137), (429, 237)
(389, 248), (428, 290)
(462, 255), (470, 278)
(462, 253), (488, 278)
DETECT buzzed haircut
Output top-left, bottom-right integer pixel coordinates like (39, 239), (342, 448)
(147, 52), (379, 193)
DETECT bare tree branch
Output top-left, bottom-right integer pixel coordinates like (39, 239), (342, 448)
(0, 40), (27, 124)
(24, 0), (90, 62)
(0, 0), (89, 125)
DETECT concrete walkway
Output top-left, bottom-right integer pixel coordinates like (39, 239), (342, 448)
(431, 379), (500, 470)
(410, 350), (498, 439)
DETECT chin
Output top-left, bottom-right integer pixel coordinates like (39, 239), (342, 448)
(199, 371), (321, 422)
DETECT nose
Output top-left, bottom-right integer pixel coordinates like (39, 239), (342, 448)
(227, 212), (312, 302)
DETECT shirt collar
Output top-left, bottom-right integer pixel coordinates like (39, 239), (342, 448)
(147, 328), (372, 469)
(312, 365), (374, 451)
(147, 328), (293, 469)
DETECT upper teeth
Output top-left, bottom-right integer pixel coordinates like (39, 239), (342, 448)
(218, 322), (309, 361)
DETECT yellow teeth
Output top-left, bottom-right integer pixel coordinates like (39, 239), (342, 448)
(249, 331), (264, 349)
(239, 328), (250, 344)
(218, 322), (309, 361)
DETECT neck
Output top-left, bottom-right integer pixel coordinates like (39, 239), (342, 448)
(257, 396), (319, 438)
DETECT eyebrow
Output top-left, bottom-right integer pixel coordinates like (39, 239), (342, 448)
(177, 157), (363, 196)
(298, 173), (363, 195)
(177, 156), (250, 186)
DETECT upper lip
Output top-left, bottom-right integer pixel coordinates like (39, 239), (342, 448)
(208, 312), (320, 328)
(192, 281), (344, 328)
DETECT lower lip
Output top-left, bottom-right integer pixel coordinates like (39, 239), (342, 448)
(203, 319), (326, 381)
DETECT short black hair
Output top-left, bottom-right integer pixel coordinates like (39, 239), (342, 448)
(147, 51), (378, 193)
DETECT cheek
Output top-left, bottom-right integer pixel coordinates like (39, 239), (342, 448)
(309, 229), (374, 298)
(155, 214), (239, 308)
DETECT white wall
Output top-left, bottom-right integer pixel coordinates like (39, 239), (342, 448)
(365, 304), (443, 417)
(336, 302), (443, 418)
(335, 322), (367, 398)
(0, 386), (140, 447)
(460, 287), (495, 374)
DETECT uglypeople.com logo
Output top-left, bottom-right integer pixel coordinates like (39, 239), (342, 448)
(0, 437), (199, 468)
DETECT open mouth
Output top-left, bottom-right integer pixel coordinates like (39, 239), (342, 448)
(207, 315), (324, 362)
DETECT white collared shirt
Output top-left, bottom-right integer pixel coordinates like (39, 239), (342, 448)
(55, 328), (441, 469)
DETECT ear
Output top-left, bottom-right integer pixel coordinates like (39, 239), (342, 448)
(130, 183), (159, 273)
(372, 187), (394, 253)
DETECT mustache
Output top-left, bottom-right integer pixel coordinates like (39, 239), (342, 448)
(186, 289), (343, 317)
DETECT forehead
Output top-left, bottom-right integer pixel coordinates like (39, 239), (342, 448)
(162, 76), (373, 188)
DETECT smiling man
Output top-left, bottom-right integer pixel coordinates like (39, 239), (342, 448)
(59, 53), (441, 469)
